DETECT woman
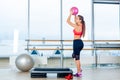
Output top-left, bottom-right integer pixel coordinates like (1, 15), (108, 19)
(67, 10), (85, 77)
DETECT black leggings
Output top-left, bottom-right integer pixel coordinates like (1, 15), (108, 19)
(72, 39), (84, 60)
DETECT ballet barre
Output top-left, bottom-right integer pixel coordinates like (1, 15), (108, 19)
(25, 39), (120, 67)
(25, 39), (120, 51)
(26, 39), (120, 42)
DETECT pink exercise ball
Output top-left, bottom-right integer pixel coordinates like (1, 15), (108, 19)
(70, 7), (79, 15)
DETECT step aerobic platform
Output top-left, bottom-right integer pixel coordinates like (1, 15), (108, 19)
(30, 68), (73, 78)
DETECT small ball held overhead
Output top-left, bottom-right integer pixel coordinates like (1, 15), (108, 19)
(70, 7), (79, 15)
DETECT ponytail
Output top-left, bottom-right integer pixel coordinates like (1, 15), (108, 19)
(82, 21), (85, 38)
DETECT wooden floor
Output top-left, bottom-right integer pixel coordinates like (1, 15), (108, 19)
(0, 67), (120, 80)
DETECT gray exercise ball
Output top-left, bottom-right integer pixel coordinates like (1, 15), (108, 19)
(15, 54), (34, 72)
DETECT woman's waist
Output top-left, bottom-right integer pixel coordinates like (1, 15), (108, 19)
(73, 38), (82, 41)
(74, 36), (81, 40)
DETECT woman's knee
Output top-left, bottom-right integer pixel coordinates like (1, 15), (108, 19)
(75, 54), (80, 60)
(72, 54), (80, 60)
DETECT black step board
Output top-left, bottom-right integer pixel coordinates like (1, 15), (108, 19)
(31, 68), (73, 78)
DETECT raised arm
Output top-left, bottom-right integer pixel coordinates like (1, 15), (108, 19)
(67, 11), (76, 28)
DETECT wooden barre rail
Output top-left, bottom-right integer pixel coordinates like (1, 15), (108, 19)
(25, 39), (120, 51)
(26, 39), (90, 42)
(25, 48), (120, 50)
(25, 48), (94, 50)
(25, 39), (120, 42)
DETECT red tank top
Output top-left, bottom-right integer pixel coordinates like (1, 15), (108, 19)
(73, 29), (82, 36)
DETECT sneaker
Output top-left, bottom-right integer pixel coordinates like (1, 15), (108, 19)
(73, 73), (82, 77)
